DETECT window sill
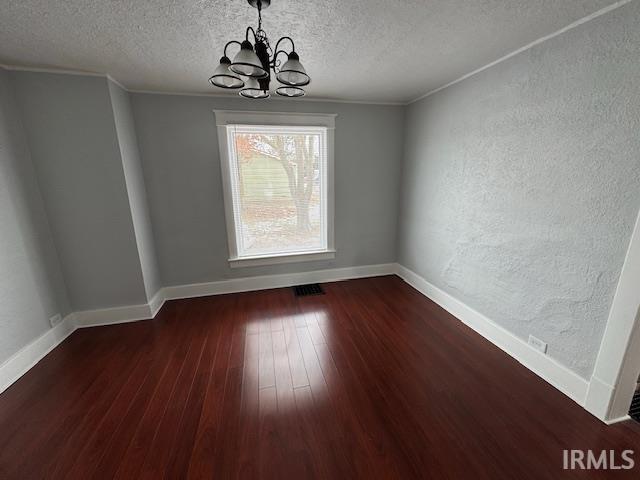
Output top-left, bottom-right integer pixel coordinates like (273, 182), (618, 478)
(228, 250), (336, 268)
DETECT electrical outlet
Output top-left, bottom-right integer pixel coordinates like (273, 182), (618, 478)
(49, 314), (62, 328)
(528, 335), (547, 354)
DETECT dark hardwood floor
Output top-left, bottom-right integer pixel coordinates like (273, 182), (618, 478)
(0, 275), (639, 479)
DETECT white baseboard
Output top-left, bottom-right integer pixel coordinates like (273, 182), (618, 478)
(584, 375), (614, 420)
(394, 263), (590, 408)
(148, 290), (165, 318)
(162, 263), (396, 301)
(0, 263), (396, 395)
(604, 415), (631, 425)
(74, 303), (154, 328)
(0, 314), (76, 395)
(74, 290), (167, 328)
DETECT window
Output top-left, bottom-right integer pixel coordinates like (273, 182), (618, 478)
(215, 111), (335, 267)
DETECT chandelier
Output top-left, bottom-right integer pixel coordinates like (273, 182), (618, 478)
(208, 0), (310, 99)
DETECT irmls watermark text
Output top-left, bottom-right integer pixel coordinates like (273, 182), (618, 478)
(563, 450), (634, 470)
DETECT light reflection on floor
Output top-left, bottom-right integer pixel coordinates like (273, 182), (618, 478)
(243, 309), (331, 415)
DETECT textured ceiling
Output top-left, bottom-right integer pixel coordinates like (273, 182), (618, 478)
(0, 0), (620, 103)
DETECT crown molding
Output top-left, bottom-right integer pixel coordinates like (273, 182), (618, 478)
(128, 88), (405, 106)
(1, 64), (106, 78)
(105, 74), (128, 92)
(0, 63), (404, 106)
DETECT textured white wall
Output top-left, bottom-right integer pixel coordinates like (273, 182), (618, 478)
(0, 67), (70, 364)
(398, 0), (640, 378)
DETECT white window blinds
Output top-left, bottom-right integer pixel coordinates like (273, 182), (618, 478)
(224, 124), (328, 259)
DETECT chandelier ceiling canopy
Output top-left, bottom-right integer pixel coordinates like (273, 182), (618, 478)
(209, 0), (310, 99)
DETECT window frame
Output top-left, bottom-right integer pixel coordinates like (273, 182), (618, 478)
(214, 110), (336, 268)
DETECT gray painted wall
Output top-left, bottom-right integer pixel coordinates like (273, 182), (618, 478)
(398, 1), (640, 378)
(10, 72), (148, 310)
(108, 80), (161, 300)
(0, 67), (70, 364)
(130, 94), (405, 286)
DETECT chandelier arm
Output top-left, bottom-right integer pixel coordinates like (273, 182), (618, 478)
(273, 36), (296, 54)
(223, 40), (243, 58)
(270, 49), (289, 69)
(246, 26), (258, 43)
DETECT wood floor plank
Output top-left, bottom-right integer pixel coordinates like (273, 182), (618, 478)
(0, 325), (127, 455)
(258, 328), (276, 390)
(209, 303), (248, 478)
(185, 296), (237, 479)
(1, 276), (639, 479)
(47, 328), (156, 479)
(0, 328), (94, 428)
(295, 326), (328, 401)
(0, 324), (146, 479)
(162, 299), (227, 480)
(112, 303), (200, 480)
(258, 385), (281, 479)
(283, 315), (310, 389)
(86, 302), (190, 479)
(236, 333), (260, 478)
(137, 309), (210, 480)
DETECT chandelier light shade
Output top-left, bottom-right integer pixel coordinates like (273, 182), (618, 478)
(209, 56), (245, 89)
(275, 85), (305, 97)
(208, 0), (311, 99)
(275, 52), (310, 87)
(229, 40), (268, 78)
(240, 77), (270, 99)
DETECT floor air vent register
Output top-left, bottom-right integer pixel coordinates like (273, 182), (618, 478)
(293, 284), (324, 297)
